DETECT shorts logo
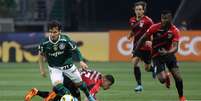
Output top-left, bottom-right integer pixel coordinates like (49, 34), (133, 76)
(59, 43), (65, 50)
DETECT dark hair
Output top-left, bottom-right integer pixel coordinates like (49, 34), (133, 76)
(161, 10), (172, 16)
(105, 75), (115, 85)
(48, 20), (62, 30)
(133, 1), (147, 11)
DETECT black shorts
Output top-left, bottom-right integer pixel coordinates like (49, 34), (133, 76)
(133, 50), (151, 64)
(153, 54), (179, 74)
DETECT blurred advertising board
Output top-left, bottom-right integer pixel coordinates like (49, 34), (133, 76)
(0, 33), (43, 63)
(109, 30), (132, 61)
(1, 31), (200, 62)
(69, 32), (109, 61)
(109, 30), (201, 62)
(177, 31), (201, 61)
(0, 32), (109, 63)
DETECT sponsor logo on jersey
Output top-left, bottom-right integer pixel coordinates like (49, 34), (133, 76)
(48, 51), (64, 57)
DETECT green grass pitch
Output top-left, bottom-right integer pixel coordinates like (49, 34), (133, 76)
(0, 62), (201, 101)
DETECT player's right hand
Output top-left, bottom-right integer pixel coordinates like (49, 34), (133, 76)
(40, 70), (46, 78)
(80, 61), (88, 70)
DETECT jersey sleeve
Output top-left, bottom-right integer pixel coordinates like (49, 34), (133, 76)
(172, 28), (180, 42)
(66, 41), (77, 50)
(66, 40), (84, 61)
(63, 34), (77, 50)
(89, 79), (101, 97)
(146, 24), (158, 37)
(63, 34), (84, 61)
(145, 19), (154, 29)
(128, 17), (136, 28)
(62, 33), (71, 40)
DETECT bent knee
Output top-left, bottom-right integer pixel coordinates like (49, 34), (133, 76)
(158, 78), (166, 84)
(157, 75), (166, 84)
(144, 64), (151, 71)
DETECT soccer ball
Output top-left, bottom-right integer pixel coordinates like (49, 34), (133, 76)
(60, 94), (78, 101)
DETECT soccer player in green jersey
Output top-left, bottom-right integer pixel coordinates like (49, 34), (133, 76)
(38, 21), (95, 101)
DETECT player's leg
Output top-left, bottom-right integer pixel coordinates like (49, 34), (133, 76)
(157, 70), (170, 88)
(24, 88), (51, 101)
(170, 68), (186, 100)
(144, 63), (151, 72)
(142, 50), (156, 78)
(48, 69), (82, 101)
(166, 55), (186, 101)
(63, 65), (95, 101)
(63, 74), (81, 101)
(67, 86), (81, 101)
(132, 57), (141, 85)
(24, 88), (39, 101)
(144, 63), (156, 79)
(141, 51), (151, 71)
(153, 57), (170, 88)
(51, 88), (81, 101)
(37, 90), (50, 98)
(45, 67), (71, 101)
(132, 56), (142, 92)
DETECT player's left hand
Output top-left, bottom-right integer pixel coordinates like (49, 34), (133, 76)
(158, 48), (168, 55)
(80, 61), (88, 70)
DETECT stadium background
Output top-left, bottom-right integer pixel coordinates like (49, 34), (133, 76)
(0, 0), (201, 101)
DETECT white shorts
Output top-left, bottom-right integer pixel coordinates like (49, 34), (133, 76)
(48, 65), (82, 86)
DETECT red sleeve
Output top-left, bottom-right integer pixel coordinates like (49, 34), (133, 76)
(129, 17), (136, 28)
(172, 27), (180, 42)
(145, 18), (154, 29)
(89, 79), (102, 96)
(146, 24), (158, 37)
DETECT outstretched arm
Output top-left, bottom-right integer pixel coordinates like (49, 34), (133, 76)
(75, 48), (88, 69)
(133, 33), (148, 53)
(38, 53), (46, 77)
(38, 44), (46, 78)
(69, 41), (88, 69)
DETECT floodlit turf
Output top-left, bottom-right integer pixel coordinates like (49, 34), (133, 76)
(0, 62), (201, 101)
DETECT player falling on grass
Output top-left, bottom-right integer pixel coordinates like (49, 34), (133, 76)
(134, 10), (186, 101)
(37, 21), (95, 101)
(127, 1), (154, 93)
(25, 69), (115, 101)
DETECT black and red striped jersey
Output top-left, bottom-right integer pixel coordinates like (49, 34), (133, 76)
(146, 23), (180, 58)
(80, 69), (103, 97)
(129, 16), (153, 51)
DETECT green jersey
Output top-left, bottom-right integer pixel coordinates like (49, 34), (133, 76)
(38, 34), (83, 67)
